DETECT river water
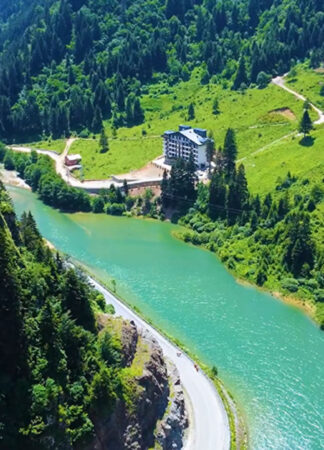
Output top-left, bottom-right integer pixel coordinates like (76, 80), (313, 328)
(8, 185), (324, 449)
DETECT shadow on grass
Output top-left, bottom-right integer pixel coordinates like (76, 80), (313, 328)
(299, 135), (315, 147)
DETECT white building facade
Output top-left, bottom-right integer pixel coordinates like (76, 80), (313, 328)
(163, 125), (211, 169)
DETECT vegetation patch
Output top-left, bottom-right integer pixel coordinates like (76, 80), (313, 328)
(69, 137), (161, 180)
(25, 139), (67, 154)
(268, 107), (296, 121)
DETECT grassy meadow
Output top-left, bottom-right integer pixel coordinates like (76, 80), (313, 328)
(286, 63), (324, 110)
(25, 66), (323, 198)
(27, 139), (67, 153)
(69, 136), (161, 179)
(243, 128), (324, 194)
(66, 67), (319, 180)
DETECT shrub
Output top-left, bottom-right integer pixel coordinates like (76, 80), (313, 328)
(315, 289), (324, 303)
(106, 203), (126, 216)
(281, 278), (299, 292)
(79, 128), (90, 138)
(0, 142), (6, 162)
(256, 71), (271, 89)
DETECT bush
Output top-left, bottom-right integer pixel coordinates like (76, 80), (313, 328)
(79, 128), (90, 138)
(256, 71), (271, 89)
(281, 278), (299, 292)
(3, 152), (15, 170)
(106, 203), (126, 216)
(0, 142), (6, 162)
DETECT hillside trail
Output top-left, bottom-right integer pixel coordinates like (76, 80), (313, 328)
(238, 75), (324, 163)
(272, 75), (324, 125)
(237, 131), (296, 163)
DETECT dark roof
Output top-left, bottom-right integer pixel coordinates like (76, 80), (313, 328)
(179, 124), (191, 131)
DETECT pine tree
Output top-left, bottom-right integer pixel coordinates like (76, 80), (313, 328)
(236, 164), (249, 212)
(233, 56), (248, 90)
(161, 170), (169, 209)
(188, 102), (195, 120)
(208, 171), (226, 220)
(126, 95), (134, 125)
(226, 177), (240, 226)
(99, 128), (109, 153)
(212, 98), (220, 115)
(299, 110), (313, 136)
(0, 214), (26, 379)
(133, 97), (144, 125)
(91, 106), (103, 133)
(62, 269), (96, 333)
(123, 179), (129, 196)
(223, 128), (237, 179)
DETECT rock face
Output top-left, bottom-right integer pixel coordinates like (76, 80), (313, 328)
(121, 319), (138, 367)
(155, 362), (189, 450)
(85, 322), (188, 450)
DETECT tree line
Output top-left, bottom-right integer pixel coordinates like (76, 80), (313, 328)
(0, 181), (133, 447)
(0, 0), (323, 140)
(161, 128), (324, 321)
(0, 145), (160, 217)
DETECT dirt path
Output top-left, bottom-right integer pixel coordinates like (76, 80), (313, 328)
(239, 74), (324, 163)
(237, 131), (296, 163)
(272, 75), (324, 125)
(10, 138), (162, 193)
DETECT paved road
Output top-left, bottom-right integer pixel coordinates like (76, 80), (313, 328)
(90, 278), (230, 450)
(272, 75), (324, 125)
(10, 139), (162, 192)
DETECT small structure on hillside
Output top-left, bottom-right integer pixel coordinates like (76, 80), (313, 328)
(65, 154), (82, 167)
(162, 125), (212, 169)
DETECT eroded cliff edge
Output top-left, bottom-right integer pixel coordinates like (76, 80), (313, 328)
(86, 315), (189, 450)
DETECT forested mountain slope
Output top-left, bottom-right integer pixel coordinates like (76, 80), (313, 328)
(0, 182), (186, 449)
(0, 0), (323, 140)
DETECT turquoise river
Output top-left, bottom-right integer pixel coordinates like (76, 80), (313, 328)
(8, 186), (324, 449)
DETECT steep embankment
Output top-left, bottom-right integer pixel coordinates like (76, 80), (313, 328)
(0, 182), (189, 449)
(90, 279), (231, 450)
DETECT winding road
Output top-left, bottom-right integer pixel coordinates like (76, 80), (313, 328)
(272, 75), (324, 125)
(238, 75), (324, 164)
(9, 139), (161, 192)
(90, 278), (231, 450)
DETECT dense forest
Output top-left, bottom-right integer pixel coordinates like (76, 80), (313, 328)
(0, 0), (323, 140)
(0, 182), (173, 449)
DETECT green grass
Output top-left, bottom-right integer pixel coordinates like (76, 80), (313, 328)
(29, 66), (320, 182)
(244, 127), (324, 195)
(69, 136), (161, 179)
(68, 67), (317, 180)
(286, 62), (324, 110)
(26, 139), (67, 153)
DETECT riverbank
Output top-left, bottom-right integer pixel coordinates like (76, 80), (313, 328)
(172, 228), (322, 329)
(75, 266), (233, 450)
(43, 239), (242, 449)
(0, 164), (31, 190)
(2, 164), (319, 330)
(235, 277), (317, 324)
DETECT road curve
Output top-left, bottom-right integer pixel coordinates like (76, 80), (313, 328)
(272, 75), (324, 125)
(90, 278), (231, 450)
(9, 140), (161, 192)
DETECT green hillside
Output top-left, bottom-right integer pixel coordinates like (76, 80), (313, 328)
(67, 66), (318, 179)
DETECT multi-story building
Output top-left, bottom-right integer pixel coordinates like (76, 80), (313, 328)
(163, 125), (212, 169)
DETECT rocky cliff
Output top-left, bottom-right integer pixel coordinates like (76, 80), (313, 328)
(86, 317), (188, 450)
